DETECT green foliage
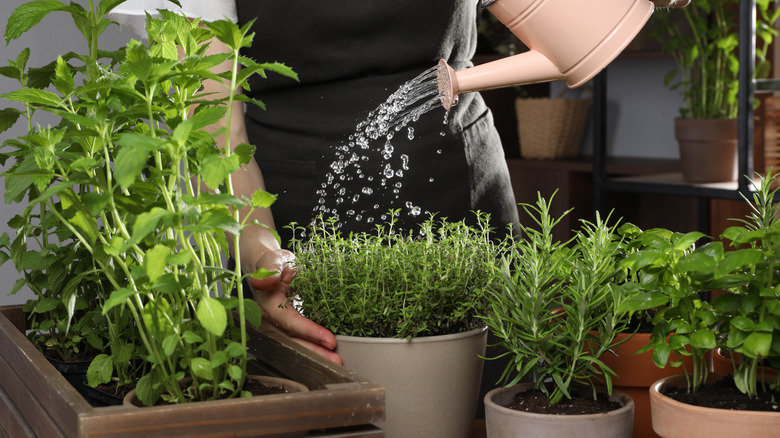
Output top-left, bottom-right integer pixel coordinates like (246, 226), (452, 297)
(710, 171), (780, 397)
(0, 0), (293, 405)
(649, 0), (780, 119)
(480, 193), (637, 404)
(288, 212), (501, 338)
(618, 225), (716, 392)
(619, 171), (780, 397)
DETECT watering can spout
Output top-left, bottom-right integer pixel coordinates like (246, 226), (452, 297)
(438, 0), (688, 110)
(437, 51), (561, 110)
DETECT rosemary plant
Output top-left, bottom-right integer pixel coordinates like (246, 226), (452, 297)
(481, 193), (636, 404)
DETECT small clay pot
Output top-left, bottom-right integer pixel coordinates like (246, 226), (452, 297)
(650, 373), (780, 438)
(123, 375), (308, 407)
(484, 383), (634, 438)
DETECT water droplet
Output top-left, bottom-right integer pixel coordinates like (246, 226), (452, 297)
(400, 154), (409, 170)
(436, 149), (442, 154)
(429, 177), (435, 183)
(407, 127), (415, 140)
(362, 187), (374, 195)
(383, 164), (394, 178)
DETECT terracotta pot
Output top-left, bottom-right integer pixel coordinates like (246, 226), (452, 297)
(335, 326), (487, 438)
(711, 348), (777, 380)
(484, 383), (634, 438)
(650, 373), (780, 438)
(596, 332), (696, 438)
(123, 375), (309, 407)
(674, 118), (738, 183)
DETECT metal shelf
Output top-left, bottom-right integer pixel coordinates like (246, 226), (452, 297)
(592, 0), (759, 232)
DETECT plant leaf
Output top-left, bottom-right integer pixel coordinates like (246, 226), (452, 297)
(115, 134), (165, 190)
(2, 88), (64, 108)
(102, 288), (136, 314)
(196, 296), (227, 337)
(5, 0), (68, 44)
(144, 244), (170, 283)
(190, 357), (213, 380)
(86, 354), (113, 387)
(243, 299), (262, 329)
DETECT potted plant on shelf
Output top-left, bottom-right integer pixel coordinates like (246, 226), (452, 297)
(479, 193), (637, 438)
(288, 211), (502, 438)
(0, 0), (304, 408)
(648, 0), (780, 183)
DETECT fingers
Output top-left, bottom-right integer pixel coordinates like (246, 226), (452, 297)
(288, 336), (343, 365)
(248, 248), (340, 364)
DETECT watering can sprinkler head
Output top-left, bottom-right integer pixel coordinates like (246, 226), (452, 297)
(437, 0), (690, 110)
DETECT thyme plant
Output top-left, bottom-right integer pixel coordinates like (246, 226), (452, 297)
(288, 212), (502, 339)
(0, 0), (296, 405)
(481, 193), (636, 404)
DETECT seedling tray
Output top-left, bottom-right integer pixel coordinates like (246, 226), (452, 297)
(0, 306), (384, 437)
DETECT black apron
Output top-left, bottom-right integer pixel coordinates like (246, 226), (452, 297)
(235, 0), (519, 245)
(234, 2), (519, 417)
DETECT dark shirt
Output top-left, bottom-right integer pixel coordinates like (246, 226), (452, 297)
(235, 0), (518, 245)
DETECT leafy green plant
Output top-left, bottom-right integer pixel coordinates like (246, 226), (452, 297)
(481, 193), (637, 404)
(0, 0), (296, 405)
(288, 211), (502, 338)
(709, 171), (780, 397)
(649, 0), (780, 118)
(618, 225), (720, 392)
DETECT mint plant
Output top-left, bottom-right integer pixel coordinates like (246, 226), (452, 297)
(288, 212), (502, 339)
(0, 0), (296, 405)
(481, 193), (637, 404)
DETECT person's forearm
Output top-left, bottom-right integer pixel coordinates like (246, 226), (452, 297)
(198, 37), (282, 275)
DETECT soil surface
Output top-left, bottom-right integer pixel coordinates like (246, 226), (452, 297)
(663, 375), (780, 412)
(242, 378), (288, 396)
(505, 387), (622, 415)
(95, 383), (133, 399)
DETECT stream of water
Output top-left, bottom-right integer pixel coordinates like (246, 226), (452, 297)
(312, 66), (447, 227)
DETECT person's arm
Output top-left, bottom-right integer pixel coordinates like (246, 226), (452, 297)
(201, 37), (342, 365)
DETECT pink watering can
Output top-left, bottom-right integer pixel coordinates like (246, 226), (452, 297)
(437, 0), (690, 109)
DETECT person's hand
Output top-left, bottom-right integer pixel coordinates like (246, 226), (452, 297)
(248, 249), (342, 365)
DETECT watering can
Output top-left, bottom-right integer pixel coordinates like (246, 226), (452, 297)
(437, 0), (690, 109)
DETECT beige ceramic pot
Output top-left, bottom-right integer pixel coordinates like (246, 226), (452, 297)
(335, 326), (488, 438)
(484, 383), (634, 438)
(650, 373), (780, 438)
(675, 118), (738, 184)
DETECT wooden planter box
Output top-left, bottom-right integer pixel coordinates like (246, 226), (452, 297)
(0, 306), (384, 437)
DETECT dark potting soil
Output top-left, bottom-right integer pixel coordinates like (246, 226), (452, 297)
(663, 375), (780, 412)
(242, 378), (287, 396)
(95, 382), (133, 400)
(505, 388), (622, 415)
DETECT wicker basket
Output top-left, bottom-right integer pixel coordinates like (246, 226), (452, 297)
(515, 86), (592, 160)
